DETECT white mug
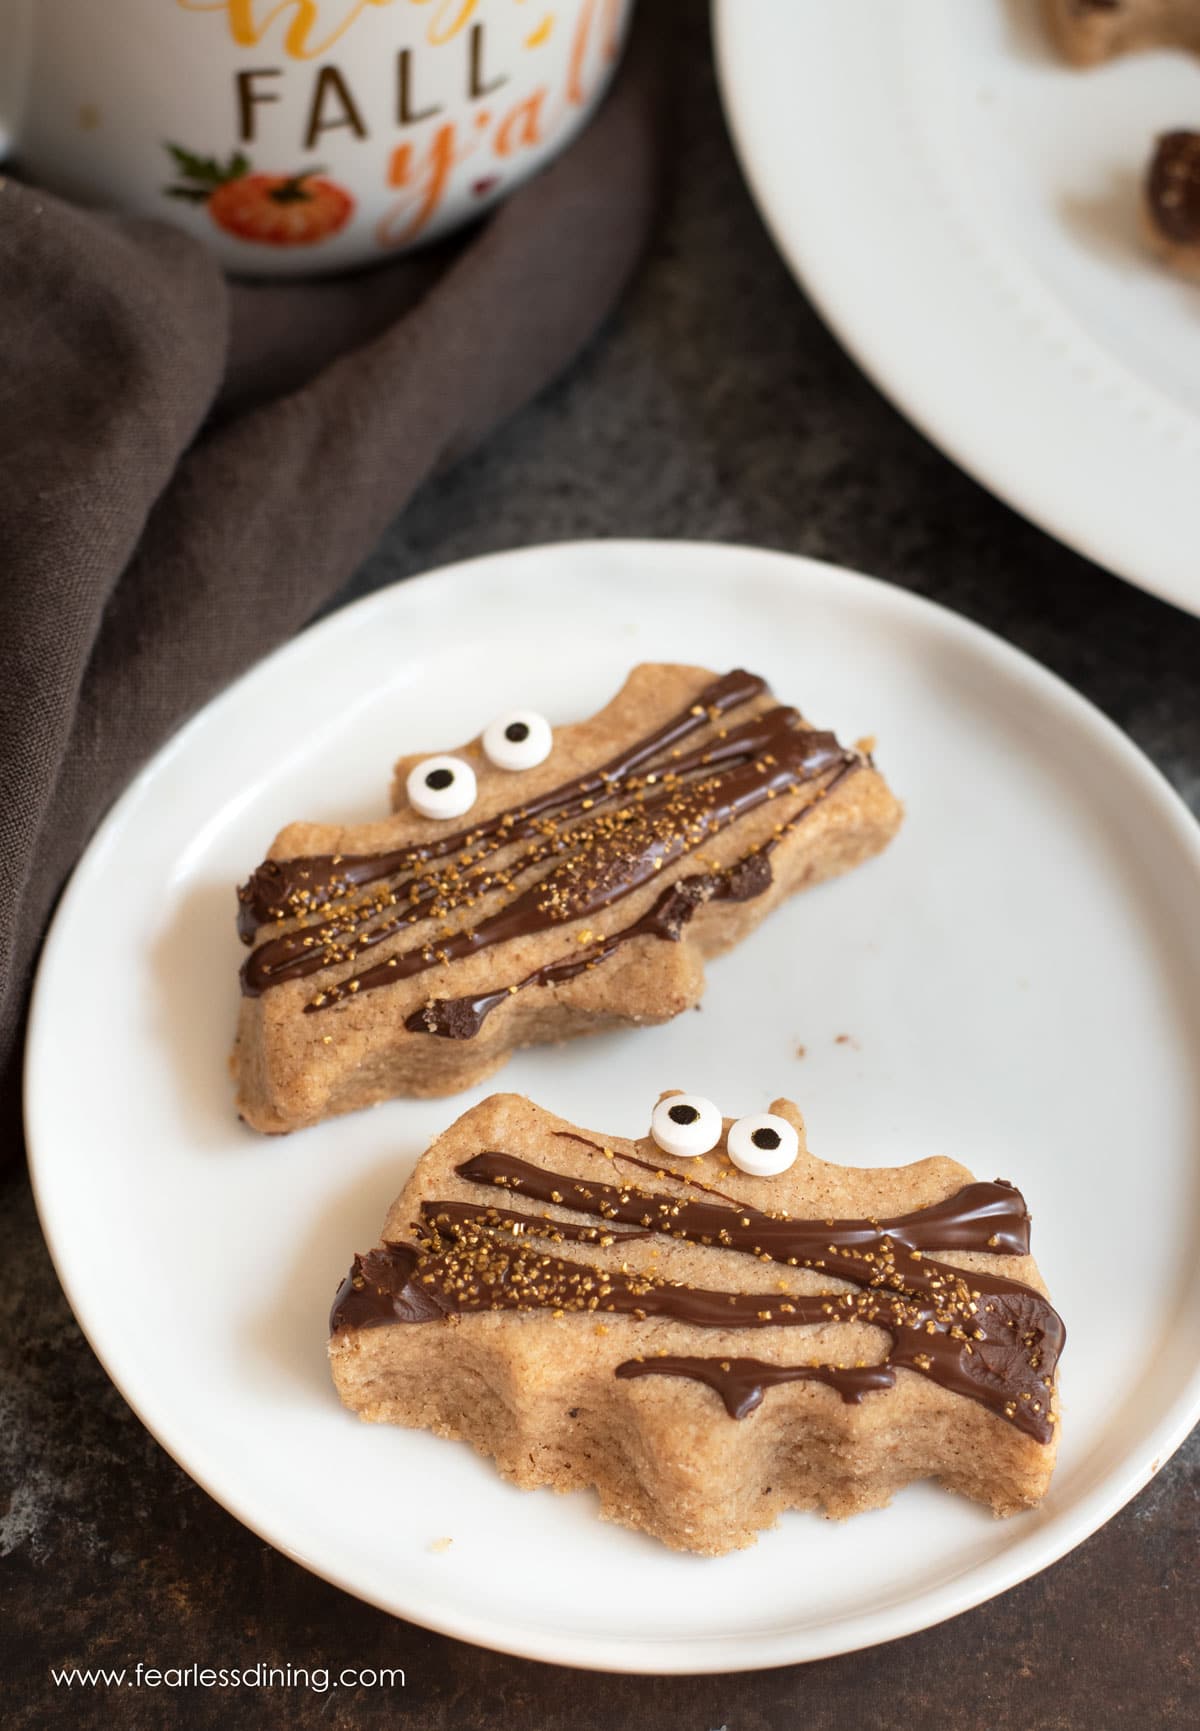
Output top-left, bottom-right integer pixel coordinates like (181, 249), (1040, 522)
(0, 0), (632, 276)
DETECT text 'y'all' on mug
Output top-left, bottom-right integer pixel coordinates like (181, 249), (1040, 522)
(0, 0), (634, 276)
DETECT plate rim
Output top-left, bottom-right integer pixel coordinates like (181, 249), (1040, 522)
(712, 0), (1200, 621)
(24, 537), (1200, 1673)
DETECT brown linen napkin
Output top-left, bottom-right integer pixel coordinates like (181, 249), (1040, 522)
(0, 7), (666, 1145)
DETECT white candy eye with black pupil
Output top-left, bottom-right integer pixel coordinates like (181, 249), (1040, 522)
(727, 1113), (799, 1177)
(650, 1094), (722, 1158)
(482, 710), (553, 772)
(406, 755), (477, 820)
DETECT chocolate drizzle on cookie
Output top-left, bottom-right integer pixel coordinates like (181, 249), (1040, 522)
(238, 670), (765, 937)
(236, 671), (861, 1027)
(614, 1356), (896, 1420)
(330, 1151), (1064, 1441)
(403, 849), (781, 1040)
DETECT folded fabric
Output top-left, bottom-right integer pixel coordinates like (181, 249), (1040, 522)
(0, 6), (666, 1149)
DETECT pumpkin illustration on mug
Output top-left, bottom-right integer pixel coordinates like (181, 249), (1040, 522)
(164, 143), (356, 247)
(0, 0), (633, 273)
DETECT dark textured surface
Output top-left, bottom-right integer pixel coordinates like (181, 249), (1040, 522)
(3, 7), (1198, 1727)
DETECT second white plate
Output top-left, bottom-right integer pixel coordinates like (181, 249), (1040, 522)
(716, 0), (1200, 617)
(26, 541), (1200, 1671)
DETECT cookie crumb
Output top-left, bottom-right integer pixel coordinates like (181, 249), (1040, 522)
(429, 1536), (453, 1553)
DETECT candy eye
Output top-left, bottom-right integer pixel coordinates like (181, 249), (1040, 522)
(482, 710), (553, 772)
(727, 1113), (799, 1177)
(406, 755), (477, 820)
(650, 1094), (722, 1158)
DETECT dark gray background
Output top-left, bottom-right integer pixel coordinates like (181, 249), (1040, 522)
(4, 9), (1197, 1728)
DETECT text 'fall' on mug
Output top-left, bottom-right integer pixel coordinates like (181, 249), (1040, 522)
(0, 0), (632, 275)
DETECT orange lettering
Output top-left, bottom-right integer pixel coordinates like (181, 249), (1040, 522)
(563, 0), (625, 107)
(177, 0), (399, 62)
(380, 120), (462, 242)
(410, 0), (481, 46)
(566, 0), (596, 107)
(493, 90), (545, 157)
(601, 0), (624, 60)
(386, 139), (414, 186)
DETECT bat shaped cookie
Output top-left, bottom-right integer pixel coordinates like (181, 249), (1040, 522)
(329, 1091), (1064, 1555)
(233, 665), (901, 1131)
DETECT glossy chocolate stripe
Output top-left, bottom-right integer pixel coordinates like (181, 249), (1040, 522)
(614, 1355), (896, 1420)
(444, 1149), (1063, 1439)
(241, 704), (806, 997)
(452, 1152), (1033, 1262)
(305, 718), (844, 1013)
(404, 853), (773, 1039)
(238, 669), (767, 939)
(403, 756), (862, 1041)
(331, 1238), (891, 1335)
(329, 1243), (436, 1330)
(329, 1209), (1063, 1440)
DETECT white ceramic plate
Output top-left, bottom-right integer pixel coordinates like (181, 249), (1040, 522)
(715, 0), (1200, 618)
(26, 542), (1200, 1673)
